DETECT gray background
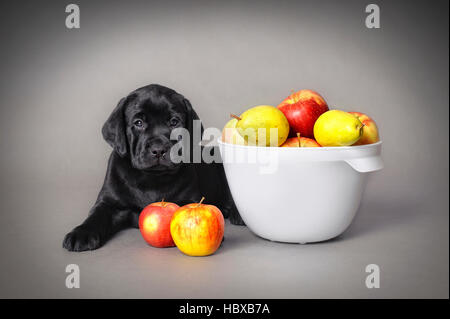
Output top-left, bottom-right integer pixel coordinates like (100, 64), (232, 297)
(0, 0), (448, 298)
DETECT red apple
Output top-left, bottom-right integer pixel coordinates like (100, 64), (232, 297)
(281, 133), (321, 147)
(348, 112), (380, 145)
(139, 200), (180, 248)
(277, 90), (329, 138)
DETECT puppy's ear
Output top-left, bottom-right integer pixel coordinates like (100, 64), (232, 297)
(102, 97), (128, 157)
(183, 98), (204, 137)
(173, 95), (204, 163)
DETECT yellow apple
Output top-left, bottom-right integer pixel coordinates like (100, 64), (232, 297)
(348, 112), (380, 145)
(314, 110), (363, 146)
(234, 105), (290, 146)
(170, 197), (224, 257)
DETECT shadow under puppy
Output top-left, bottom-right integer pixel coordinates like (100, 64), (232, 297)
(63, 84), (243, 252)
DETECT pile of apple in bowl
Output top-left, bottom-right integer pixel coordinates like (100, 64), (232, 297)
(218, 90), (383, 243)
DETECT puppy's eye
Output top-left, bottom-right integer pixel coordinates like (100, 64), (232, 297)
(169, 118), (179, 126)
(133, 120), (143, 127)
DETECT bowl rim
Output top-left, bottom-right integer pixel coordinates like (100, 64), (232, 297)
(217, 139), (382, 151)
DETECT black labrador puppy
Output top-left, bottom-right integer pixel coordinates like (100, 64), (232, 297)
(63, 84), (243, 251)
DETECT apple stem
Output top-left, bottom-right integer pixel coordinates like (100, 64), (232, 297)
(197, 196), (205, 207)
(230, 114), (242, 121)
(297, 133), (302, 147)
(161, 198), (166, 207)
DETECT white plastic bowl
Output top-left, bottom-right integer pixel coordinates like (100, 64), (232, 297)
(218, 140), (383, 243)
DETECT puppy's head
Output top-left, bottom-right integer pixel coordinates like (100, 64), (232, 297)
(102, 84), (200, 172)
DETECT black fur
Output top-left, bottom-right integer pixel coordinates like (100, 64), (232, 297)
(63, 84), (243, 252)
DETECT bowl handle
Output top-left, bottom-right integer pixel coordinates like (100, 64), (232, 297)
(345, 155), (384, 173)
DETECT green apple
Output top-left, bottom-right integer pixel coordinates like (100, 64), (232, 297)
(221, 118), (247, 145)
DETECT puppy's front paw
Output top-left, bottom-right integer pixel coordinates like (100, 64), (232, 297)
(229, 212), (245, 226)
(63, 226), (103, 252)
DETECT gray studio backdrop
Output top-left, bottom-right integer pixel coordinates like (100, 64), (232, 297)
(0, 0), (448, 298)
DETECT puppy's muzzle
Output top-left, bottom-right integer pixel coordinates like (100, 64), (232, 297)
(149, 144), (169, 159)
(144, 138), (171, 160)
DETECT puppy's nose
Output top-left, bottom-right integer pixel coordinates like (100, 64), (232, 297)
(150, 145), (168, 158)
